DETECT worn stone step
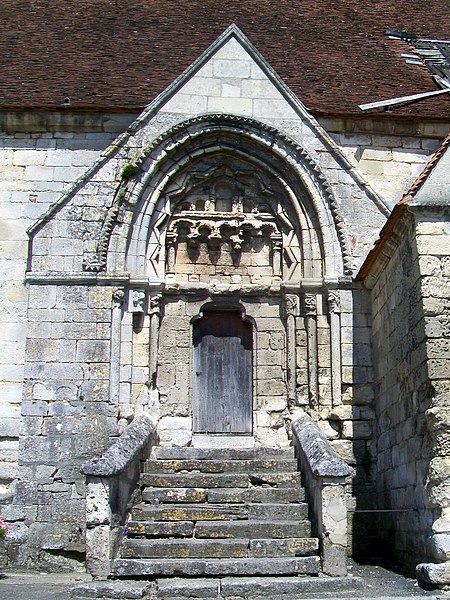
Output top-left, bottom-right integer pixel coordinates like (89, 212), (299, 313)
(248, 537), (318, 557)
(121, 538), (249, 558)
(121, 537), (319, 559)
(195, 520), (311, 539)
(142, 485), (305, 504)
(126, 520), (194, 537)
(131, 504), (248, 522)
(156, 575), (365, 599)
(141, 487), (208, 504)
(70, 580), (155, 599)
(145, 458), (298, 474)
(131, 502), (307, 522)
(247, 503), (308, 520)
(153, 447), (295, 461)
(112, 556), (320, 577)
(140, 472), (301, 489)
(207, 486), (305, 503)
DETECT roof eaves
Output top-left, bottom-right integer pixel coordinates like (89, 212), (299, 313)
(356, 131), (450, 281)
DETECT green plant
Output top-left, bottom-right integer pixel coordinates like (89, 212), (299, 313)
(0, 516), (11, 540)
(120, 163), (138, 181)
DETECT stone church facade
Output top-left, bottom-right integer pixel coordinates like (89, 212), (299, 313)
(0, 3), (449, 589)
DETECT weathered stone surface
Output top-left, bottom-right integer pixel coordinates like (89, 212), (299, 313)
(195, 520), (310, 539)
(70, 580), (155, 599)
(141, 473), (250, 488)
(112, 556), (320, 577)
(207, 486), (305, 504)
(249, 537), (318, 557)
(219, 574), (365, 598)
(132, 504), (247, 522)
(142, 487), (207, 504)
(122, 538), (249, 558)
(126, 520), (194, 537)
(81, 413), (156, 476)
(292, 412), (351, 477)
(416, 561), (450, 585)
(156, 578), (219, 599)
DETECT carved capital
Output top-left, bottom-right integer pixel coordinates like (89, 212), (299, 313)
(129, 289), (147, 313)
(149, 294), (162, 316)
(112, 288), (125, 307)
(303, 293), (317, 316)
(328, 291), (341, 314)
(284, 294), (298, 317)
(166, 231), (178, 246)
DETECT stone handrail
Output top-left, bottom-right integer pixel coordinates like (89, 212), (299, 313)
(292, 411), (351, 576)
(81, 413), (157, 578)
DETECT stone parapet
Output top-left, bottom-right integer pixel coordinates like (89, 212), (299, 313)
(292, 411), (351, 576)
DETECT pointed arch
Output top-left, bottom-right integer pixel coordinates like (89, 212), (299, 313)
(104, 114), (350, 280)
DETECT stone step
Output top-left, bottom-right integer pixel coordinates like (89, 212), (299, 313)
(141, 485), (305, 504)
(131, 504), (248, 523)
(130, 503), (308, 523)
(155, 575), (365, 599)
(121, 537), (319, 559)
(144, 458), (298, 474)
(121, 538), (249, 558)
(126, 520), (195, 537)
(112, 556), (320, 577)
(207, 486), (305, 504)
(195, 519), (311, 539)
(153, 447), (295, 461)
(140, 472), (301, 489)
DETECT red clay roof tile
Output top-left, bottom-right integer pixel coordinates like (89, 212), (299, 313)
(0, 0), (449, 117)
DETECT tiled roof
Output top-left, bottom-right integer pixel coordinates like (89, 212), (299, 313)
(0, 0), (449, 117)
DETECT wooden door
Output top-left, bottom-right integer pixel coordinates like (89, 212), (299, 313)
(193, 310), (253, 434)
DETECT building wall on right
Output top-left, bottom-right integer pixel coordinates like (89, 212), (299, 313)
(369, 202), (450, 569)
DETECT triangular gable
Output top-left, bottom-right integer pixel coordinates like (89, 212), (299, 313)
(27, 25), (390, 277)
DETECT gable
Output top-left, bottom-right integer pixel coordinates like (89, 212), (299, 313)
(27, 27), (389, 281)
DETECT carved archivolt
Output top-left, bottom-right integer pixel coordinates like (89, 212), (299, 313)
(97, 114), (349, 279)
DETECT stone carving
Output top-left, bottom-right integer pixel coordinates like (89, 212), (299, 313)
(129, 289), (147, 313)
(112, 288), (125, 307)
(284, 294), (298, 317)
(303, 293), (317, 316)
(328, 291), (341, 314)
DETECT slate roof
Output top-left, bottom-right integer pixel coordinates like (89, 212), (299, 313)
(0, 0), (449, 118)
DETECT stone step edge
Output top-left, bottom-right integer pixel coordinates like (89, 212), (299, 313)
(112, 556), (320, 577)
(156, 575), (365, 598)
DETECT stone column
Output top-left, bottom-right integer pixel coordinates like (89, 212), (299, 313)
(110, 288), (124, 405)
(166, 231), (177, 275)
(284, 294), (298, 407)
(271, 232), (283, 279)
(304, 293), (318, 407)
(149, 294), (161, 389)
(328, 291), (342, 407)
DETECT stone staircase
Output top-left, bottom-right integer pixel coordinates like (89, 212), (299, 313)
(72, 445), (366, 599)
(113, 446), (319, 582)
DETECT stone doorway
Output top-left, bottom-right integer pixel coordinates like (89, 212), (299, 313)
(192, 307), (253, 435)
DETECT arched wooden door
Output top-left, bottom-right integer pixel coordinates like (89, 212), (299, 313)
(193, 309), (253, 434)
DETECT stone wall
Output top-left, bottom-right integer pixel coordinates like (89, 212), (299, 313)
(370, 206), (450, 567)
(3, 282), (117, 567)
(0, 120), (125, 501)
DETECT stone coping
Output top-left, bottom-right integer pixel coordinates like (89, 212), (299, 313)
(81, 413), (156, 477)
(292, 412), (351, 478)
